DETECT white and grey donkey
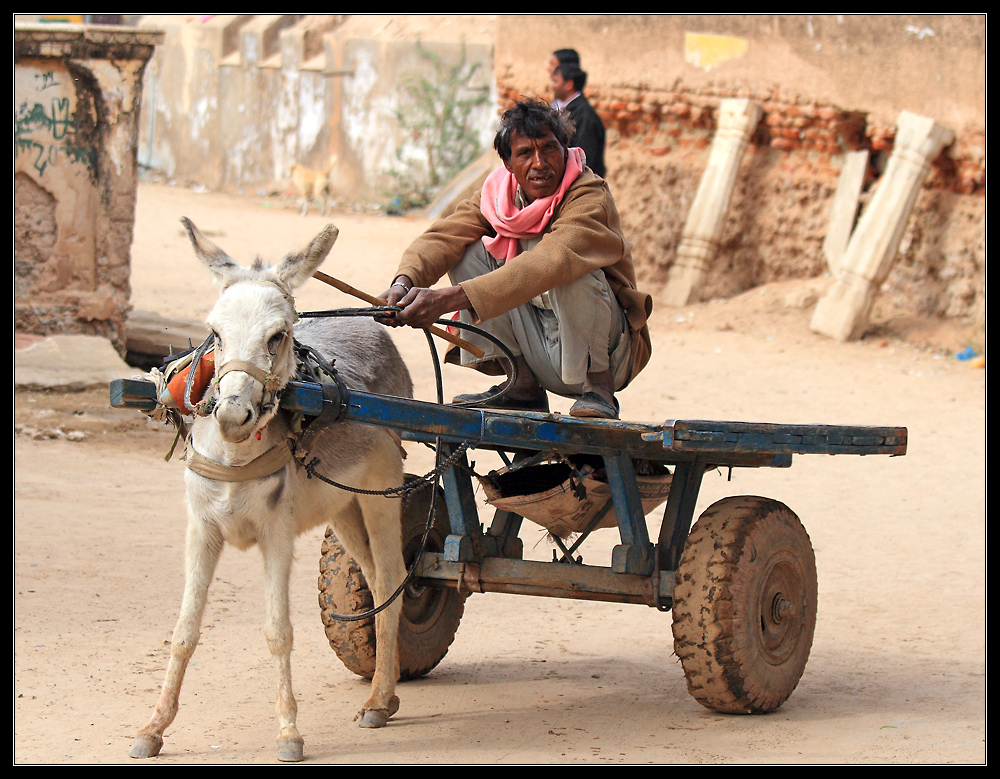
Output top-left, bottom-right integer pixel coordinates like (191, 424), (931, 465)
(130, 219), (413, 762)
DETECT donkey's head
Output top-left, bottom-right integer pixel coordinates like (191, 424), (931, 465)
(183, 217), (338, 444)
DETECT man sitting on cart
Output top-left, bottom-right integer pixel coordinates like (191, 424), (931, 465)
(380, 98), (652, 420)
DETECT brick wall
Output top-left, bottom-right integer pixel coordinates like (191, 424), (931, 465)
(498, 81), (985, 323)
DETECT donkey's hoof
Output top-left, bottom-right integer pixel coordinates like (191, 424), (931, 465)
(358, 708), (391, 728)
(357, 695), (399, 729)
(277, 737), (304, 762)
(129, 734), (163, 759)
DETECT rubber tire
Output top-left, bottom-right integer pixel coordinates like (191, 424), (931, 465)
(671, 496), (818, 714)
(318, 480), (467, 681)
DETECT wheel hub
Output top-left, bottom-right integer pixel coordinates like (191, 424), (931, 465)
(758, 559), (805, 664)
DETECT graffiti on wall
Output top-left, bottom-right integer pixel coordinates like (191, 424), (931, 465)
(15, 69), (96, 176)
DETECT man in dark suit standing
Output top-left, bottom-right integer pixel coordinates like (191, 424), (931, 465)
(547, 47), (579, 77)
(551, 62), (606, 178)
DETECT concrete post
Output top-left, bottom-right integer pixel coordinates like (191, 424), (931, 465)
(810, 111), (954, 342)
(662, 98), (763, 307)
(823, 149), (869, 277)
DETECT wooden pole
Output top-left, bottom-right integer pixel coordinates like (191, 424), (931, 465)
(311, 270), (485, 358)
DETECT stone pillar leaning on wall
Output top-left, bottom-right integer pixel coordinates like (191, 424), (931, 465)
(810, 111), (955, 342)
(662, 98), (763, 308)
(14, 23), (162, 354)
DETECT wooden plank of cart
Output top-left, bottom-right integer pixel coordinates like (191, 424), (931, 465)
(111, 376), (907, 714)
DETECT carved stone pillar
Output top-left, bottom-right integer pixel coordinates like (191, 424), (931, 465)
(823, 149), (869, 277)
(811, 111), (954, 341)
(662, 98), (763, 307)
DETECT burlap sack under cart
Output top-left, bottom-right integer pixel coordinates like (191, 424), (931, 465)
(477, 455), (673, 539)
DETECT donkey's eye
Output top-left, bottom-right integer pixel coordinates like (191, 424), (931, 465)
(267, 332), (286, 355)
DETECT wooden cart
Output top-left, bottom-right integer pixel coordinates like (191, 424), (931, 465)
(112, 375), (906, 714)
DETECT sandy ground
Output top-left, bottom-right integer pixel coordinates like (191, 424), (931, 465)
(14, 182), (986, 764)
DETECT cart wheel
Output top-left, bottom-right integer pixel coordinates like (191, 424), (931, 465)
(318, 480), (467, 680)
(671, 495), (817, 714)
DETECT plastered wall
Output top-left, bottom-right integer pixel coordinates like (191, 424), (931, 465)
(14, 23), (162, 352)
(133, 15), (986, 327)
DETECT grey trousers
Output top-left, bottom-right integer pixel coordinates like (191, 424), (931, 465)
(448, 239), (633, 397)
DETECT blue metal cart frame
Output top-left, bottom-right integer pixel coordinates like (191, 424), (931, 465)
(112, 376), (906, 612)
(280, 379), (906, 610)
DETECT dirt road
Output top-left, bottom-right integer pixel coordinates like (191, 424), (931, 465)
(14, 182), (985, 764)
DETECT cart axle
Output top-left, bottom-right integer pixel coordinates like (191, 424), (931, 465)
(415, 552), (674, 608)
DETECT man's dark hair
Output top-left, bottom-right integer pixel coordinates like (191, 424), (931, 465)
(494, 99), (575, 161)
(552, 48), (580, 67)
(555, 63), (587, 93)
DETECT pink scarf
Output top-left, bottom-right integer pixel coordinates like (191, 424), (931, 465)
(480, 147), (585, 263)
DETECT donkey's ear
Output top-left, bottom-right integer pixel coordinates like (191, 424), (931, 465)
(182, 217), (240, 282)
(276, 224), (340, 289)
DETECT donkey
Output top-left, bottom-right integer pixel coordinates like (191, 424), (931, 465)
(129, 219), (413, 762)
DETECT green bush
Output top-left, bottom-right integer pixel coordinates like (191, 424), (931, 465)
(384, 41), (490, 212)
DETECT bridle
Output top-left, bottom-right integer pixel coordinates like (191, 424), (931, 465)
(204, 278), (296, 406)
(184, 279), (298, 480)
(213, 329), (292, 419)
